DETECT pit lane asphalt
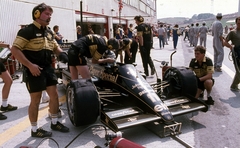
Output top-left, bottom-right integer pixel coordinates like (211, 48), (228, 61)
(0, 35), (239, 148)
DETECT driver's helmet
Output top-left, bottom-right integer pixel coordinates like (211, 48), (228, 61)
(103, 49), (116, 59)
(103, 50), (116, 66)
(107, 38), (120, 50)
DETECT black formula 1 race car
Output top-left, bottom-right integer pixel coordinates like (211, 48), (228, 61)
(60, 50), (208, 137)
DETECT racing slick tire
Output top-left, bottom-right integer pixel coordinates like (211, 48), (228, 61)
(163, 67), (197, 98)
(66, 78), (100, 126)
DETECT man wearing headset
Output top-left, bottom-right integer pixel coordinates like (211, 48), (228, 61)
(134, 15), (155, 77)
(68, 34), (119, 80)
(11, 3), (69, 138)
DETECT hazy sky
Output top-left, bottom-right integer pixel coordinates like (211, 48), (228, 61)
(157, 0), (239, 19)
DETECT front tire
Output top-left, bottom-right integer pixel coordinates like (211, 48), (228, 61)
(163, 67), (197, 98)
(66, 79), (100, 126)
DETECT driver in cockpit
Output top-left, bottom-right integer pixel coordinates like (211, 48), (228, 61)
(68, 34), (119, 80)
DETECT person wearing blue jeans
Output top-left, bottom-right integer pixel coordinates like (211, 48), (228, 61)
(172, 24), (179, 49)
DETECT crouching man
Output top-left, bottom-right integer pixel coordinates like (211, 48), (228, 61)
(189, 45), (215, 105)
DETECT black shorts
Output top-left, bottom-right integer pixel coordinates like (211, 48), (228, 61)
(68, 47), (87, 66)
(197, 78), (215, 90)
(0, 62), (6, 74)
(25, 66), (58, 93)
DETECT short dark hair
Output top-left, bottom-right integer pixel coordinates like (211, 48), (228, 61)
(235, 17), (240, 23)
(194, 45), (206, 54)
(216, 16), (222, 19)
(134, 15), (144, 22)
(32, 3), (53, 20)
(53, 25), (59, 31)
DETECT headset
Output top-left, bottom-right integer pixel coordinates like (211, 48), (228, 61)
(139, 16), (144, 22)
(108, 45), (113, 50)
(134, 15), (144, 22)
(32, 3), (46, 20)
(34, 9), (41, 19)
(108, 38), (119, 50)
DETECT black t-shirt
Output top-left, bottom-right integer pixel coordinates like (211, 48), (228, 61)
(72, 34), (108, 61)
(137, 23), (152, 43)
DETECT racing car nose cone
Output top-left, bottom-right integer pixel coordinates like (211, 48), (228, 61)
(161, 112), (174, 122)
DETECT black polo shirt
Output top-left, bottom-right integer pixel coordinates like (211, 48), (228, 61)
(189, 56), (214, 78)
(136, 22), (152, 44)
(13, 21), (59, 67)
(71, 34), (108, 61)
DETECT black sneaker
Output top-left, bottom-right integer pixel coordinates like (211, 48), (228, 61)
(230, 87), (240, 92)
(31, 128), (52, 138)
(205, 96), (214, 105)
(199, 92), (204, 98)
(0, 113), (7, 120)
(0, 104), (18, 112)
(51, 121), (69, 132)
